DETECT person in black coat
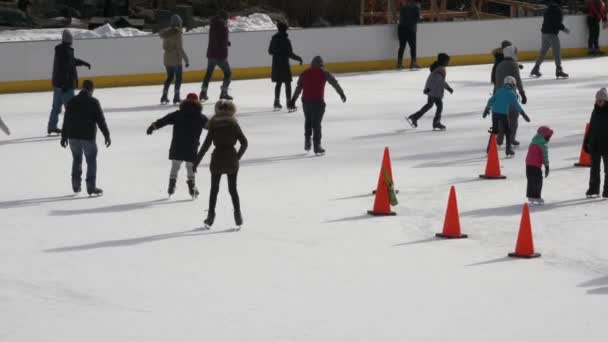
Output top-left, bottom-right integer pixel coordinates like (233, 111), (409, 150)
(147, 93), (208, 198)
(194, 100), (248, 229)
(49, 29), (91, 135)
(530, 0), (570, 78)
(396, 0), (421, 69)
(60, 80), (110, 196)
(585, 88), (608, 198)
(268, 22), (303, 111)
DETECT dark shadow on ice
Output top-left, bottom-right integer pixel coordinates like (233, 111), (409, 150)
(350, 129), (409, 141)
(238, 109), (286, 117)
(461, 198), (597, 218)
(393, 237), (440, 246)
(332, 193), (373, 201)
(0, 136), (60, 146)
(104, 104), (166, 113)
(587, 287), (608, 295)
(49, 198), (191, 216)
(45, 228), (238, 253)
(0, 194), (82, 209)
(324, 214), (380, 224)
(442, 178), (485, 186)
(467, 256), (518, 267)
(579, 275), (608, 295)
(240, 153), (313, 166)
(415, 156), (485, 168)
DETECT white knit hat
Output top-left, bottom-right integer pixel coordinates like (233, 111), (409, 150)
(596, 88), (608, 101)
(62, 29), (73, 44)
(503, 45), (517, 60)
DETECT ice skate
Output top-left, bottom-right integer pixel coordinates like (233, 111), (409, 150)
(204, 211), (216, 228)
(160, 93), (170, 105)
(304, 138), (312, 152)
(219, 90), (233, 100)
(47, 127), (62, 136)
(406, 116), (418, 128)
(187, 180), (199, 199)
(410, 62), (420, 70)
(287, 105), (298, 113)
(273, 99), (282, 111)
(168, 178), (176, 197)
(87, 187), (103, 197)
(586, 189), (599, 198)
(433, 123), (446, 131)
(396, 62), (404, 70)
(506, 148), (515, 158)
(530, 68), (542, 78)
(528, 197), (545, 205)
(603, 189), (608, 199)
(173, 94), (181, 105)
(234, 210), (243, 229)
(199, 89), (209, 102)
(314, 146), (326, 156)
(512, 139), (520, 147)
(556, 68), (568, 79)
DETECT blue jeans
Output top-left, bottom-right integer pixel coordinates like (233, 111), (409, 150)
(163, 65), (183, 97)
(202, 58), (232, 92)
(49, 87), (75, 130)
(69, 139), (98, 189)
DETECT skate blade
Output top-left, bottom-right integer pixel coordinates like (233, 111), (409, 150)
(315, 152), (325, 157)
(404, 117), (416, 128)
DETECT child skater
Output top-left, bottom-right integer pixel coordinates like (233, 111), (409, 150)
(147, 93), (208, 198)
(525, 126), (553, 204)
(0, 115), (9, 135)
(407, 53), (453, 130)
(194, 100), (248, 230)
(483, 76), (530, 157)
(268, 21), (303, 111)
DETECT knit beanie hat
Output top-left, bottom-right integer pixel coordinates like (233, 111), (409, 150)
(501, 40), (512, 49)
(170, 14), (183, 27)
(596, 88), (608, 101)
(186, 93), (198, 102)
(437, 53), (450, 66)
(62, 29), (73, 44)
(503, 45), (518, 60)
(537, 126), (554, 139)
(311, 56), (324, 67)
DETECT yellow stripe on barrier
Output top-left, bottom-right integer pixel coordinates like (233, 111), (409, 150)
(0, 47), (594, 94)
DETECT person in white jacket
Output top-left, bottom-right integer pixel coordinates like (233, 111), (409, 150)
(0, 116), (10, 135)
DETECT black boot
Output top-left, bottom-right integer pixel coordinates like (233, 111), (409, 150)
(506, 148), (515, 157)
(433, 122), (446, 131)
(603, 188), (608, 199)
(87, 187), (103, 196)
(220, 89), (233, 100)
(168, 178), (176, 196)
(406, 115), (418, 128)
(160, 93), (169, 105)
(273, 98), (282, 110)
(186, 180), (199, 199)
(234, 210), (243, 227)
(199, 89), (209, 102)
(314, 145), (326, 156)
(304, 137), (312, 152)
(71, 178), (81, 194)
(204, 211), (216, 227)
(556, 68), (569, 79)
(47, 127), (62, 135)
(173, 93), (181, 105)
(530, 67), (542, 78)
(587, 188), (599, 198)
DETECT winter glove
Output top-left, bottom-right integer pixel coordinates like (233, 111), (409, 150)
(520, 92), (527, 105)
(564, 28), (570, 34)
(519, 64), (524, 70)
(228, 41), (232, 47)
(146, 125), (155, 135)
(482, 108), (490, 118)
(105, 136), (111, 148)
(423, 88), (430, 95)
(545, 165), (550, 178)
(340, 93), (347, 103)
(185, 63), (190, 68)
(446, 86), (454, 94)
(520, 112), (531, 122)
(60, 138), (68, 148)
(298, 57), (303, 66)
(83, 62), (91, 70)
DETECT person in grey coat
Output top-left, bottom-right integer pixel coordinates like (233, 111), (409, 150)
(495, 45), (527, 146)
(406, 53), (453, 130)
(530, 0), (570, 78)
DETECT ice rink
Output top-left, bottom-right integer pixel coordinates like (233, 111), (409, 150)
(2, 58), (608, 341)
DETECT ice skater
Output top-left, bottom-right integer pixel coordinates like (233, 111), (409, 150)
(200, 10), (233, 102)
(288, 56), (347, 155)
(147, 93), (208, 199)
(49, 29), (91, 135)
(194, 100), (248, 229)
(60, 80), (110, 196)
(586, 0), (608, 56)
(396, 0), (421, 70)
(159, 14), (190, 105)
(483, 76), (530, 157)
(584, 88), (608, 198)
(268, 21), (303, 111)
(495, 45), (527, 147)
(530, 0), (570, 79)
(526, 126), (553, 204)
(0, 116), (10, 135)
(406, 53), (453, 130)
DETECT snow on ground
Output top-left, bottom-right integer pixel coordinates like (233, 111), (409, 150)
(0, 13), (276, 42)
(1, 58), (608, 341)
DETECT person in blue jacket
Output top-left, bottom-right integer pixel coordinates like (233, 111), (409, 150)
(483, 76), (530, 157)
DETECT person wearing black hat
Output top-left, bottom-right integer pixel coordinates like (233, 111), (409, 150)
(268, 21), (303, 111)
(60, 80), (110, 196)
(147, 93), (208, 198)
(289, 56), (347, 155)
(530, 0), (570, 79)
(200, 10), (233, 101)
(49, 29), (91, 136)
(407, 53), (453, 130)
(396, 0), (421, 70)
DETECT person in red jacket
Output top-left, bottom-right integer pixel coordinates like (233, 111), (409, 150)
(289, 56), (346, 155)
(587, 0), (608, 56)
(525, 126), (553, 204)
(200, 10), (232, 102)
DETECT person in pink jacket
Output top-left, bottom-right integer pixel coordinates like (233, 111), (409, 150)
(525, 126), (554, 204)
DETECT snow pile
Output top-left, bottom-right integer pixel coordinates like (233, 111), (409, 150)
(0, 24), (151, 42)
(190, 13), (277, 34)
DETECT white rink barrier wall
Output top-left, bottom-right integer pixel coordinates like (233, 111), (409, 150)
(0, 15), (604, 93)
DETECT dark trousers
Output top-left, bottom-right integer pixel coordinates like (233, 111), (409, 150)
(589, 152), (608, 194)
(163, 65), (183, 97)
(497, 110), (519, 145)
(49, 87), (75, 130)
(303, 100), (326, 148)
(208, 172), (240, 214)
(397, 27), (417, 65)
(411, 96), (443, 125)
(489, 113), (512, 151)
(202, 58), (232, 92)
(274, 81), (292, 104)
(588, 16), (601, 51)
(69, 139), (98, 189)
(526, 165), (543, 198)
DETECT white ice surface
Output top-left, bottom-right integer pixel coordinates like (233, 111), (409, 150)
(1, 58), (608, 341)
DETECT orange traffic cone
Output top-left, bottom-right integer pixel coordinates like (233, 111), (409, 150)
(372, 147), (399, 194)
(436, 186), (468, 239)
(479, 134), (507, 179)
(574, 123), (592, 167)
(368, 148), (397, 216)
(508, 203), (541, 258)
